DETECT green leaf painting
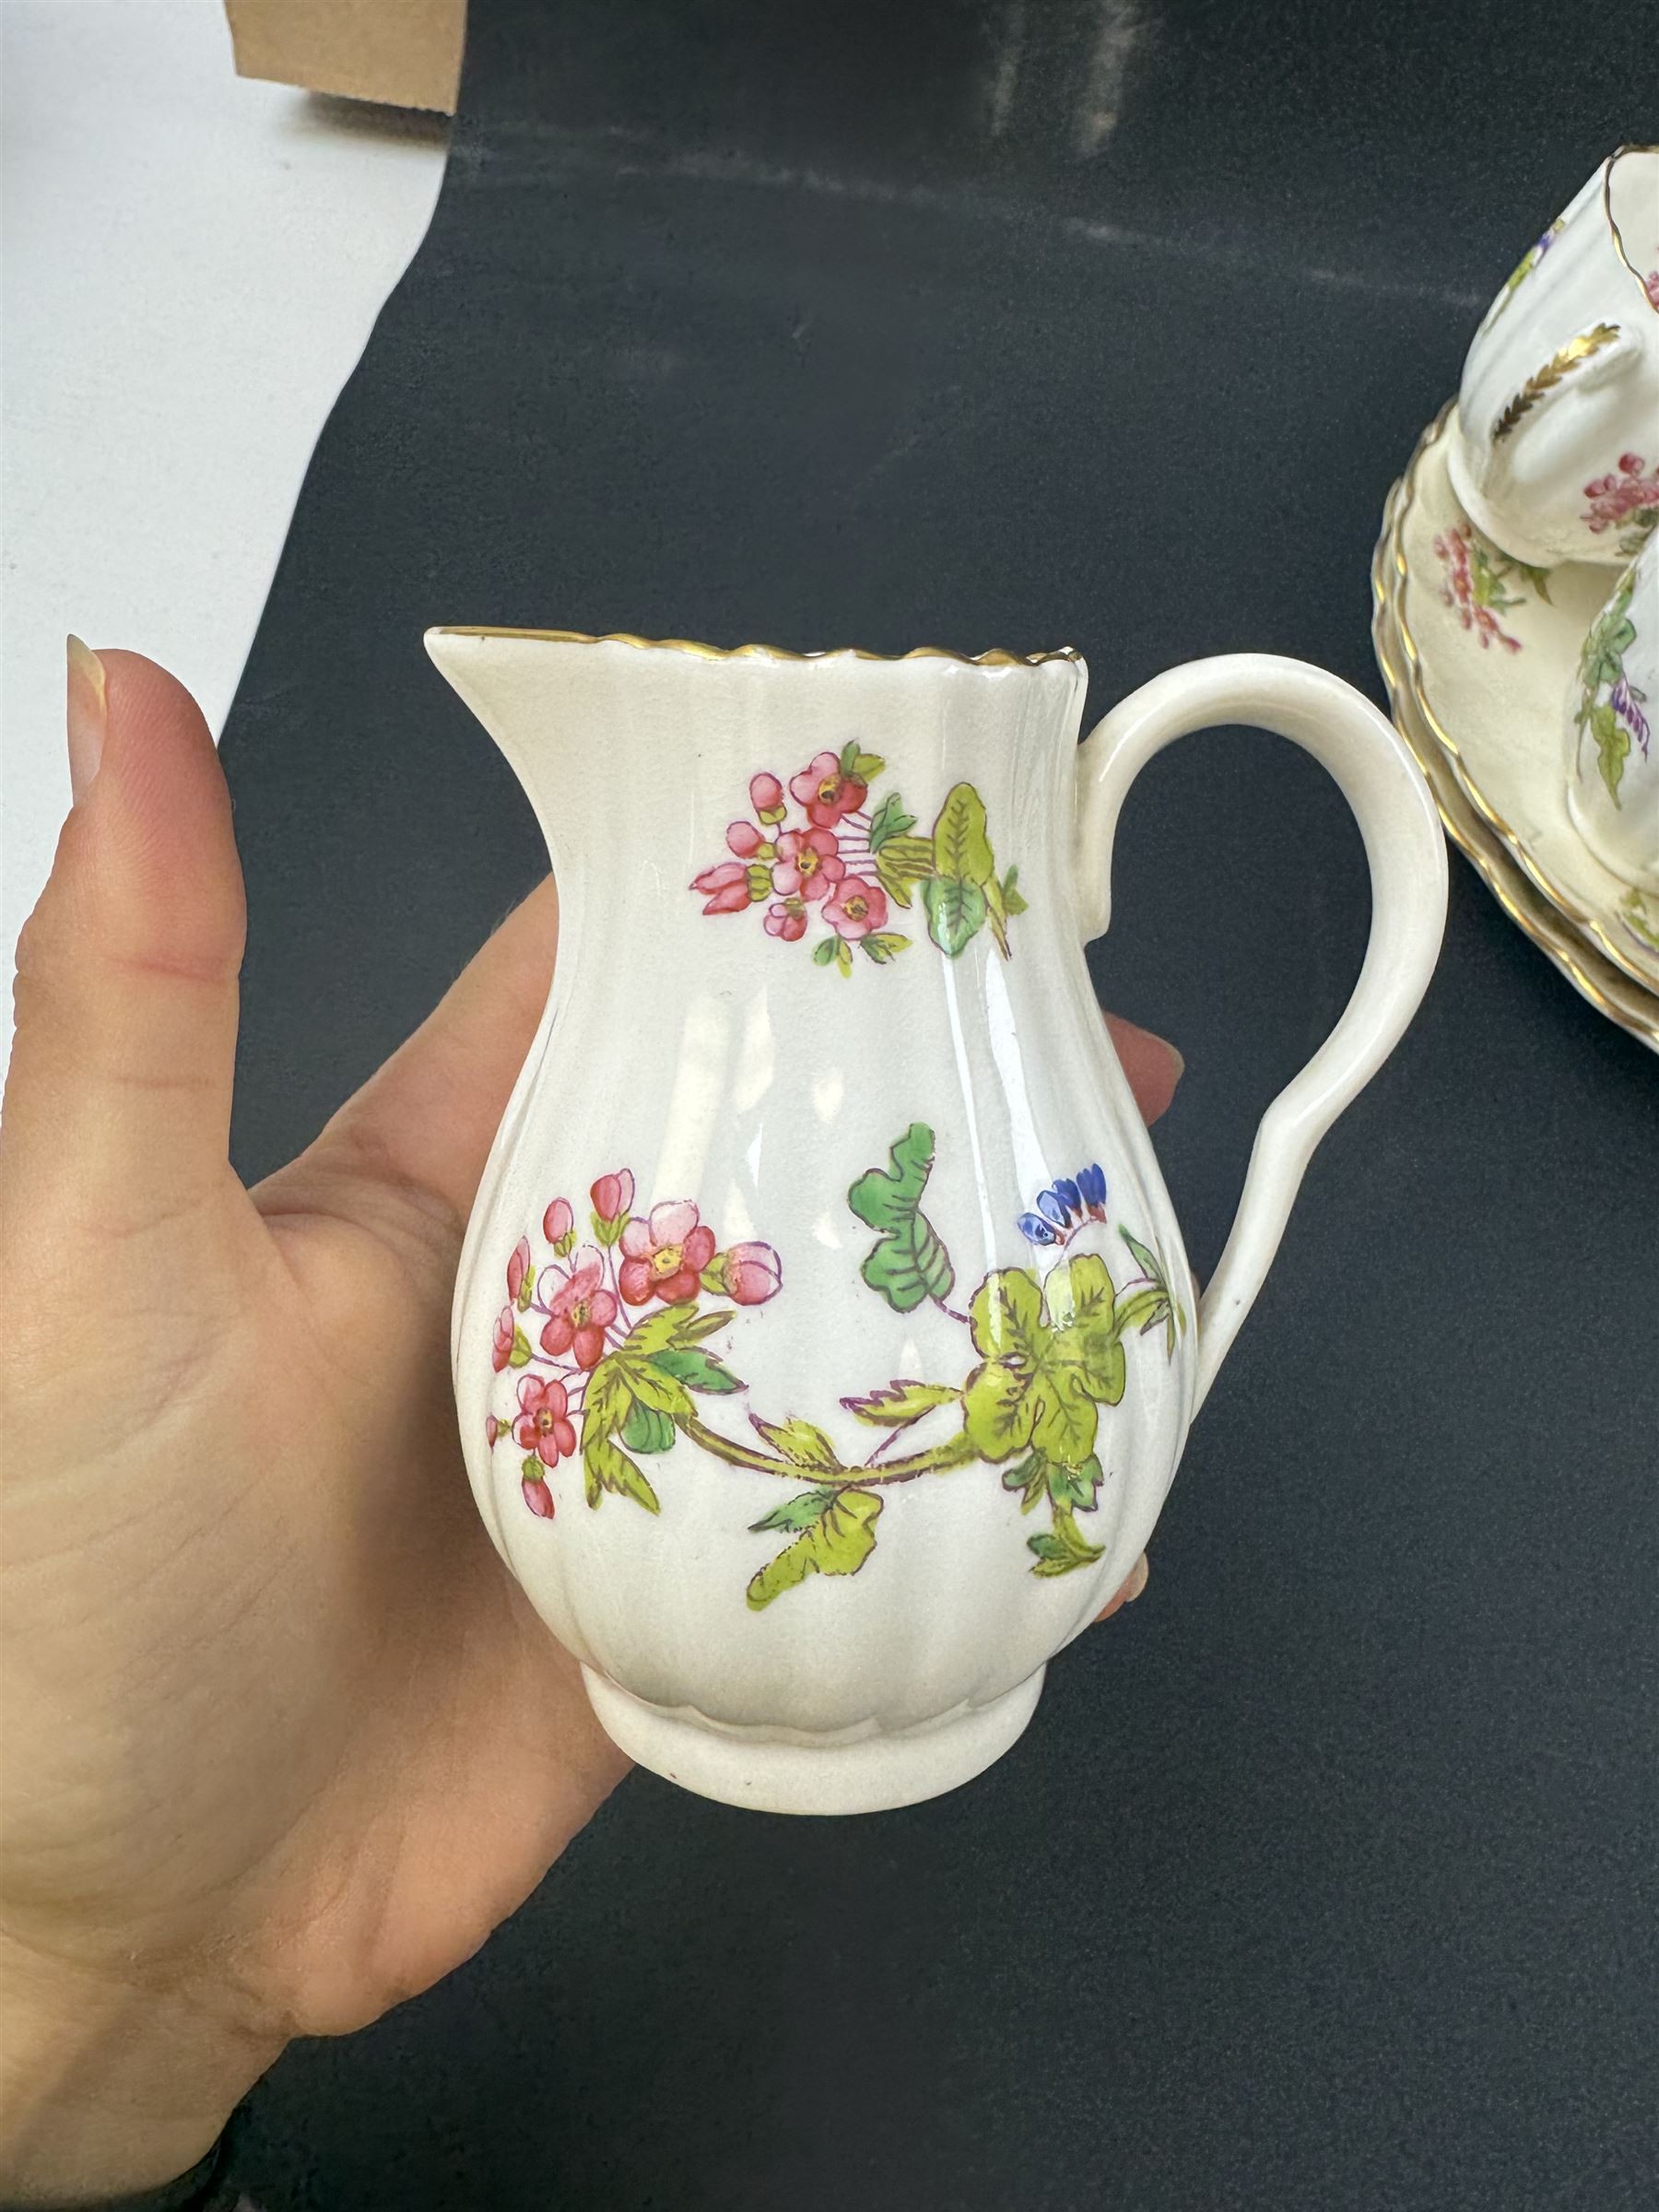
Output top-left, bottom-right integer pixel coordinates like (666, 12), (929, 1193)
(931, 781), (995, 886)
(582, 1430), (661, 1514)
(747, 1487), (883, 1610)
(870, 835), (936, 909)
(922, 781), (1001, 958)
(865, 792), (916, 851)
(620, 1402), (677, 1454)
(649, 1344), (744, 1394)
(1027, 1506), (1106, 1577)
(842, 1378), (962, 1426)
(960, 1259), (1125, 1473)
(749, 1415), (843, 1474)
(1591, 702), (1630, 802)
(860, 931), (911, 964)
(1619, 888), (1659, 953)
(846, 1123), (956, 1312)
(840, 739), (886, 783)
(612, 1359), (693, 1419)
(488, 1135), (1188, 1605)
(922, 874), (989, 958)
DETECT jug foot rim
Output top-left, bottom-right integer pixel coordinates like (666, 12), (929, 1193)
(580, 1665), (1045, 1817)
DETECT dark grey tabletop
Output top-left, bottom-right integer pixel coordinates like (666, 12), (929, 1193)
(221, 4), (1659, 2203)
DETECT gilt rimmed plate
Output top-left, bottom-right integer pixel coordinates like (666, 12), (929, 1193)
(1372, 471), (1659, 1056)
(1390, 406), (1659, 992)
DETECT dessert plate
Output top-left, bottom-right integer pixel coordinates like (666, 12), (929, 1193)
(1373, 466), (1659, 1055)
(1390, 406), (1659, 991)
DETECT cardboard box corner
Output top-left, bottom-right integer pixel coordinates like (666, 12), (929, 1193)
(225, 0), (463, 117)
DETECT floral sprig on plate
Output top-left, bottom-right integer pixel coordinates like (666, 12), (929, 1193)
(1433, 521), (1551, 653)
(691, 749), (1026, 973)
(487, 1134), (1182, 1607)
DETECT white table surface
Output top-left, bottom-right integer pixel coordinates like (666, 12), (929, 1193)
(1, 0), (449, 1077)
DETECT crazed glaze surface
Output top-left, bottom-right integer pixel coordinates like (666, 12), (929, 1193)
(429, 631), (1446, 1812)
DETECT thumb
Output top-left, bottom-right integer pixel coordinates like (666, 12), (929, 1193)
(2, 644), (246, 1242)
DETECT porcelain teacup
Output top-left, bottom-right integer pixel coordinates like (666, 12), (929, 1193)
(1566, 537), (1659, 891)
(1450, 147), (1659, 570)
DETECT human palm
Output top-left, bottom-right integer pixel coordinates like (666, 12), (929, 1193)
(0, 652), (1180, 2199)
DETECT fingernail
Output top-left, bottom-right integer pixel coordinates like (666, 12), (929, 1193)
(1123, 1552), (1150, 1603)
(66, 636), (107, 804)
(1159, 1041), (1187, 1087)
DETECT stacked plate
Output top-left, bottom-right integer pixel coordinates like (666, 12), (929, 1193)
(1372, 404), (1659, 1055)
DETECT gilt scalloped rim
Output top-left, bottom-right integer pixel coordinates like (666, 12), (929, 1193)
(1371, 415), (1659, 1055)
(428, 624), (1083, 667)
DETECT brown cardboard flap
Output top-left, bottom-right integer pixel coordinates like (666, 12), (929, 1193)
(225, 0), (465, 114)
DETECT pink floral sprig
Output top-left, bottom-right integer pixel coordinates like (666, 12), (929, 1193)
(486, 1172), (782, 1518)
(690, 739), (912, 974)
(1434, 524), (1524, 653)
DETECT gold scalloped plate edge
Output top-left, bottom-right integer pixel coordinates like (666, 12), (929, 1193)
(1372, 469), (1659, 1054)
(427, 625), (1083, 668)
(1378, 572), (1659, 1052)
(1390, 406), (1659, 994)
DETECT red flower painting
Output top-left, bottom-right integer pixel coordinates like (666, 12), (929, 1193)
(689, 742), (1024, 973)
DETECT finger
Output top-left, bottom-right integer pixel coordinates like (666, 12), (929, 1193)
(301, 877), (558, 1227)
(1094, 1552), (1149, 1624)
(1104, 1014), (1184, 1126)
(2, 647), (246, 1241)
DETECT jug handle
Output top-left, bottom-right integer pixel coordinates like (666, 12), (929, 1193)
(1073, 653), (1447, 1416)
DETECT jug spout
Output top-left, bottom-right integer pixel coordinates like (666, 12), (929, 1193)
(424, 626), (577, 828)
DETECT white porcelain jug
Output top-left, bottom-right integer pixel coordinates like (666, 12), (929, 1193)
(427, 629), (1447, 1815)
